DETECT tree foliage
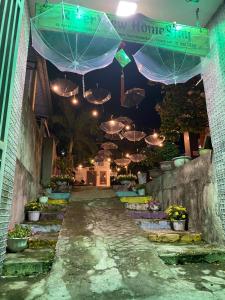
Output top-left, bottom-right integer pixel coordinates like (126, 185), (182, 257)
(156, 83), (208, 141)
(52, 101), (101, 166)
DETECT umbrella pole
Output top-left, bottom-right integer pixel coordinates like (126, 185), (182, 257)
(120, 70), (125, 106)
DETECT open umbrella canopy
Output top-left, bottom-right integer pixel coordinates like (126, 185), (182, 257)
(31, 3), (121, 75)
(123, 130), (146, 142)
(115, 117), (133, 126)
(101, 142), (118, 150)
(50, 78), (79, 97)
(129, 153), (146, 163)
(134, 45), (202, 85)
(84, 88), (111, 105)
(100, 120), (125, 135)
(114, 158), (131, 167)
(97, 150), (112, 158)
(122, 88), (145, 108)
(104, 133), (124, 141)
(145, 133), (165, 146)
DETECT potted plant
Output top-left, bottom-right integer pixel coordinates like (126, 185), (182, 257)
(117, 174), (137, 185)
(158, 142), (179, 172)
(7, 224), (31, 252)
(149, 201), (161, 212)
(25, 201), (43, 222)
(165, 204), (188, 231)
(198, 146), (211, 156)
(39, 194), (48, 204)
(43, 183), (52, 194)
(136, 184), (146, 196)
(172, 155), (191, 168)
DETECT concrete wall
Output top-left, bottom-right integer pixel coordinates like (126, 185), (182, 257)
(10, 99), (44, 227)
(202, 4), (225, 229)
(146, 153), (225, 245)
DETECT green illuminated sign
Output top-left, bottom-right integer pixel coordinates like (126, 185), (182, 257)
(35, 3), (209, 57)
(115, 49), (131, 68)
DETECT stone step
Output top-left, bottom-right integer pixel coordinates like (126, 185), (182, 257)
(28, 233), (59, 249)
(116, 191), (138, 197)
(2, 248), (54, 277)
(120, 196), (152, 204)
(153, 243), (225, 265)
(136, 219), (171, 231)
(49, 192), (71, 200)
(148, 230), (202, 244)
(125, 203), (149, 210)
(127, 210), (167, 219)
(22, 220), (62, 234)
(48, 199), (68, 205)
(40, 211), (65, 221)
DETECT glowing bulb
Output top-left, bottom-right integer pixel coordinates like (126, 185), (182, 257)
(117, 167), (121, 172)
(125, 153), (130, 158)
(107, 158), (111, 162)
(116, 1), (137, 17)
(125, 125), (131, 130)
(91, 159), (95, 164)
(159, 143), (163, 148)
(110, 120), (115, 125)
(78, 164), (83, 169)
(72, 97), (79, 105)
(52, 85), (59, 92)
(153, 132), (158, 138)
(92, 110), (98, 117)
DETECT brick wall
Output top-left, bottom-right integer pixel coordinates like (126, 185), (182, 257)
(0, 1), (30, 270)
(202, 4), (225, 230)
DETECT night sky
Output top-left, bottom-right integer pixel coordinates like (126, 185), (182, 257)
(47, 42), (162, 133)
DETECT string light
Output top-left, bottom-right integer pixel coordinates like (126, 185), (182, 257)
(125, 125), (131, 130)
(72, 97), (79, 105)
(78, 164), (83, 169)
(92, 110), (99, 117)
(125, 153), (130, 158)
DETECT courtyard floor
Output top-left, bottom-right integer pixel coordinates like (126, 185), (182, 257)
(1, 187), (225, 299)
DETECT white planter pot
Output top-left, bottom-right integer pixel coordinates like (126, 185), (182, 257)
(39, 196), (48, 204)
(28, 211), (40, 222)
(137, 189), (145, 196)
(172, 220), (186, 231)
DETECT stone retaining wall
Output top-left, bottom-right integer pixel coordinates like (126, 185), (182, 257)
(146, 152), (225, 245)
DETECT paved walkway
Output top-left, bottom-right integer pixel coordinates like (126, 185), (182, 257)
(25, 188), (224, 300)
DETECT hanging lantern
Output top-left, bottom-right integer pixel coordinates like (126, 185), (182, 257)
(129, 153), (146, 163)
(114, 158), (131, 167)
(123, 130), (146, 142)
(50, 78), (79, 97)
(100, 120), (125, 135)
(97, 150), (112, 158)
(84, 88), (111, 105)
(145, 133), (165, 146)
(31, 3), (121, 75)
(104, 133), (124, 141)
(115, 116), (133, 126)
(101, 142), (118, 150)
(122, 88), (145, 108)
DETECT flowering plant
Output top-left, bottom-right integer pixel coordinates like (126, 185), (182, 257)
(25, 201), (43, 212)
(165, 204), (187, 221)
(117, 174), (137, 182)
(8, 224), (31, 239)
(149, 200), (161, 211)
(51, 175), (74, 185)
(8, 224), (31, 238)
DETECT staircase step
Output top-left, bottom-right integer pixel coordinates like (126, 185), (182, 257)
(48, 199), (68, 205)
(28, 233), (58, 249)
(125, 203), (149, 210)
(2, 248), (54, 277)
(22, 220), (62, 234)
(116, 191), (138, 197)
(148, 230), (202, 243)
(127, 210), (167, 219)
(40, 211), (65, 221)
(49, 192), (70, 200)
(153, 243), (225, 265)
(136, 219), (171, 230)
(120, 196), (152, 204)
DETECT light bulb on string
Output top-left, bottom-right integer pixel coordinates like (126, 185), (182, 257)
(92, 110), (99, 117)
(72, 97), (79, 105)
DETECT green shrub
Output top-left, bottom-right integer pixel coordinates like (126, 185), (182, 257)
(8, 224), (31, 238)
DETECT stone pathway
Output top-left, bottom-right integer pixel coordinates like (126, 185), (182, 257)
(4, 188), (225, 299)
